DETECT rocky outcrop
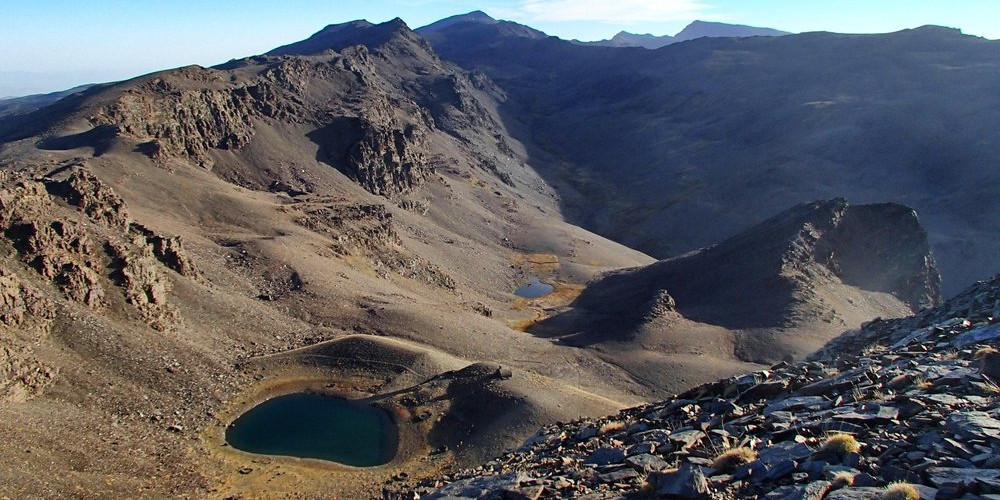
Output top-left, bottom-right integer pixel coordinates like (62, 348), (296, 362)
(106, 238), (179, 331)
(1, 180), (107, 307)
(400, 275), (1000, 500)
(0, 269), (56, 402)
(0, 169), (194, 330)
(294, 198), (454, 288)
(46, 169), (130, 227)
(90, 67), (290, 167)
(343, 119), (429, 196)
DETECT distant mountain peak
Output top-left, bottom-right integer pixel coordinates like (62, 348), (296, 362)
(417, 10), (498, 33)
(267, 17), (417, 56)
(581, 20), (788, 49)
(674, 20), (791, 41)
(416, 10), (546, 44)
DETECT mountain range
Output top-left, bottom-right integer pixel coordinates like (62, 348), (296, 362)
(0, 10), (996, 499)
(578, 20), (791, 49)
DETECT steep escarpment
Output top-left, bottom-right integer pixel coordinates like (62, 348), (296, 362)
(401, 275), (1000, 500)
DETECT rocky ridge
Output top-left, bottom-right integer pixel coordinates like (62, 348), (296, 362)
(0, 166), (197, 351)
(531, 199), (939, 365)
(399, 275), (1000, 500)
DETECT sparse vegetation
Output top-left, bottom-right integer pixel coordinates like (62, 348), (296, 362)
(711, 447), (757, 472)
(883, 482), (920, 500)
(975, 345), (998, 359)
(913, 377), (933, 390)
(598, 421), (626, 435)
(831, 471), (855, 489)
(819, 433), (860, 455)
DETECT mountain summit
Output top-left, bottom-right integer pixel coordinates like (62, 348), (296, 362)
(584, 20), (790, 48)
(675, 20), (791, 41)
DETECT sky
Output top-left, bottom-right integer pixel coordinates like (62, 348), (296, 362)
(2, 0), (998, 98)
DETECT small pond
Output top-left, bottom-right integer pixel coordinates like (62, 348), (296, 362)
(515, 276), (555, 298)
(225, 393), (398, 466)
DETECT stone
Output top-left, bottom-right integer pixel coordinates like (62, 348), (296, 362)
(952, 324), (1000, 347)
(764, 397), (827, 415)
(625, 454), (670, 473)
(597, 469), (640, 484)
(766, 459), (797, 480)
(668, 430), (706, 450)
(946, 411), (1000, 441)
(584, 448), (626, 466)
(759, 442), (814, 466)
(625, 442), (656, 456)
(927, 467), (1000, 488)
(648, 463), (710, 499)
(423, 473), (527, 500)
(823, 487), (885, 500)
(763, 481), (832, 500)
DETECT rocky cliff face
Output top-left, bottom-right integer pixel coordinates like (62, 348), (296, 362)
(400, 274), (1000, 500)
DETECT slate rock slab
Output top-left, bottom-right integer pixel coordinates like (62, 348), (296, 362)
(648, 463), (710, 499)
(423, 473), (528, 500)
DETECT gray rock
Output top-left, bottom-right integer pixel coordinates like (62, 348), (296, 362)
(625, 453), (670, 473)
(946, 411), (1000, 441)
(952, 324), (1000, 347)
(766, 459), (798, 480)
(648, 463), (710, 499)
(424, 473), (527, 500)
(927, 467), (1000, 488)
(759, 442), (814, 466)
(630, 429), (671, 444)
(763, 481), (832, 500)
(597, 468), (640, 484)
(764, 397), (828, 415)
(668, 429), (706, 450)
(823, 487), (884, 500)
(584, 448), (626, 466)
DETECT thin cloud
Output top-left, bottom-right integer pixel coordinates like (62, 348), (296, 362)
(508, 0), (713, 23)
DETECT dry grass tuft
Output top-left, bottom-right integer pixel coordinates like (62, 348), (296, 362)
(598, 421), (626, 435)
(883, 482), (920, 500)
(820, 433), (860, 455)
(711, 447), (757, 472)
(831, 471), (856, 489)
(975, 345), (999, 359)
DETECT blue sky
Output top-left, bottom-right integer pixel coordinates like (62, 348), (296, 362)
(2, 0), (999, 97)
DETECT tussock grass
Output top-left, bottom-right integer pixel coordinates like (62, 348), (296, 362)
(830, 471), (855, 489)
(975, 345), (998, 359)
(711, 447), (757, 472)
(819, 433), (860, 455)
(883, 482), (920, 500)
(598, 421), (626, 435)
